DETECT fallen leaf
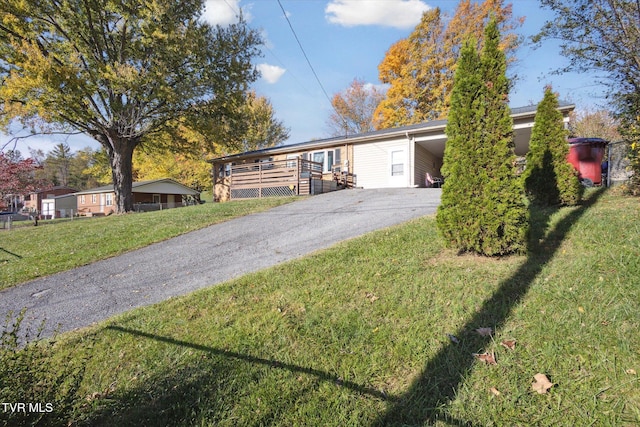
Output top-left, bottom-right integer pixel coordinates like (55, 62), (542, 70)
(489, 387), (501, 396)
(532, 373), (554, 394)
(500, 339), (516, 350)
(446, 333), (460, 344)
(578, 306), (585, 313)
(473, 352), (497, 365)
(365, 292), (379, 303)
(625, 369), (637, 375)
(476, 327), (493, 337)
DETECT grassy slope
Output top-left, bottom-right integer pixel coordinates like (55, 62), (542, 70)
(0, 197), (297, 290)
(2, 190), (639, 426)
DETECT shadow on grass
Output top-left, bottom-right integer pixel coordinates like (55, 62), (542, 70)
(82, 325), (394, 425)
(106, 325), (391, 402)
(78, 190), (604, 426)
(0, 246), (22, 260)
(374, 188), (606, 426)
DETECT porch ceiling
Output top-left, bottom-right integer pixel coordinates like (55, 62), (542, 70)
(415, 125), (533, 158)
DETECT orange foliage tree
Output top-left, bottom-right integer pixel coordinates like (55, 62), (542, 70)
(327, 78), (385, 136)
(374, 0), (524, 129)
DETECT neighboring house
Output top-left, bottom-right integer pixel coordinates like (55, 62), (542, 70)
(41, 194), (77, 219)
(23, 186), (78, 214)
(75, 178), (200, 216)
(210, 103), (575, 201)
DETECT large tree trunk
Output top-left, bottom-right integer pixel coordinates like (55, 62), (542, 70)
(95, 132), (139, 214)
(109, 143), (136, 213)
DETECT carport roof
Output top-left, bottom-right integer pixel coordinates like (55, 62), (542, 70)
(210, 102), (575, 163)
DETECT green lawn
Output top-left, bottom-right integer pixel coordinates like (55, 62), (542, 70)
(0, 197), (297, 290)
(1, 189), (639, 426)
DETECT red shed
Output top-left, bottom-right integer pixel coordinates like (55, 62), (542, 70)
(566, 138), (608, 186)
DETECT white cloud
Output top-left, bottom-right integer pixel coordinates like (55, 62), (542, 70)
(202, 0), (252, 26)
(256, 63), (286, 84)
(363, 82), (388, 93)
(325, 0), (431, 29)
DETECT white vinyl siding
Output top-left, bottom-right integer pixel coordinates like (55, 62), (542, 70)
(353, 141), (411, 188)
(414, 143), (442, 187)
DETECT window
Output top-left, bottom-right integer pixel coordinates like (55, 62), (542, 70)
(310, 148), (341, 173)
(92, 194), (97, 204)
(80, 195), (85, 204)
(312, 151), (325, 170)
(105, 193), (112, 206)
(286, 154), (299, 168)
(255, 157), (273, 170)
(391, 150), (405, 176)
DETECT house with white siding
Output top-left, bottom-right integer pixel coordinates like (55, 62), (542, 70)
(210, 103), (574, 201)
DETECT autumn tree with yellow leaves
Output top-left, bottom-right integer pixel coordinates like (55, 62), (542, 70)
(0, 0), (262, 213)
(374, 0), (523, 129)
(134, 91), (288, 195)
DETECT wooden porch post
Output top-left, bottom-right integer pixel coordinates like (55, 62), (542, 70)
(258, 162), (263, 198)
(297, 158), (301, 196)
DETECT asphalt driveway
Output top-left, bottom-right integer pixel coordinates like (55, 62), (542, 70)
(1, 188), (441, 341)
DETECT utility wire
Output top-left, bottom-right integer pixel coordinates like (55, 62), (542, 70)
(276, 0), (349, 135)
(221, 0), (317, 99)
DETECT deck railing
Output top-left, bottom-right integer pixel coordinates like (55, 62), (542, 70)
(229, 159), (323, 199)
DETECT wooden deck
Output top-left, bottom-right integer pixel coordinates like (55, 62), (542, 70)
(229, 159), (324, 200)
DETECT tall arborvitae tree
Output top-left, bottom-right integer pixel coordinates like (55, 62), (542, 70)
(437, 18), (528, 256)
(478, 18), (528, 255)
(436, 39), (484, 252)
(524, 87), (582, 206)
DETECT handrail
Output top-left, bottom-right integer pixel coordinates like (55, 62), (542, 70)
(230, 158), (323, 175)
(228, 158), (325, 199)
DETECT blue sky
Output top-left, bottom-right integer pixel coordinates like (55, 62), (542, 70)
(3, 0), (608, 154)
(231, 0), (607, 144)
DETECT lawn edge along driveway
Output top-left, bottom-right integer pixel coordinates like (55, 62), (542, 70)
(0, 188), (441, 342)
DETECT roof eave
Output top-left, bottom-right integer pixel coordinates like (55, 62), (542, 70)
(209, 122), (448, 163)
(209, 102), (576, 163)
